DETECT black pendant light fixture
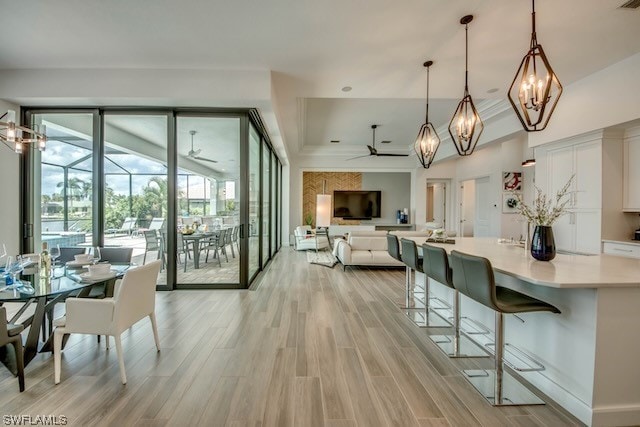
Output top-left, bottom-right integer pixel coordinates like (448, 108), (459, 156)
(449, 15), (483, 157)
(415, 61), (441, 168)
(508, 0), (562, 132)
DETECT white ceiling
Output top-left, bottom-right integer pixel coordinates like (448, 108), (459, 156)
(1, 0), (639, 162)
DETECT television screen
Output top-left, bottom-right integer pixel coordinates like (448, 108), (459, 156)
(333, 191), (381, 219)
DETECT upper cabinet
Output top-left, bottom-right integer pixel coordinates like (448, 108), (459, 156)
(546, 140), (601, 210)
(623, 127), (640, 212)
(535, 130), (625, 254)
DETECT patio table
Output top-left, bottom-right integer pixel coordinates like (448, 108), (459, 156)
(182, 231), (219, 269)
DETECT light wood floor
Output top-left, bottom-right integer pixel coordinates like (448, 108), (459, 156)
(0, 249), (583, 426)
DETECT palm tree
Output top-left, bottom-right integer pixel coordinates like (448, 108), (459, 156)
(145, 177), (168, 218)
(56, 177), (84, 213)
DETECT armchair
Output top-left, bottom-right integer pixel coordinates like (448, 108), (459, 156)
(53, 260), (162, 385)
(294, 226), (329, 251)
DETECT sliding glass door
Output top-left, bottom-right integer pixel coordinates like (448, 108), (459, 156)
(176, 116), (240, 286)
(102, 113), (169, 285)
(24, 108), (279, 289)
(30, 112), (96, 254)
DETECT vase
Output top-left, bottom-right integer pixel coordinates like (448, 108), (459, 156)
(531, 225), (556, 261)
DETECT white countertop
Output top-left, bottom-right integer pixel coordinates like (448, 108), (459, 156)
(602, 239), (640, 247)
(425, 237), (640, 289)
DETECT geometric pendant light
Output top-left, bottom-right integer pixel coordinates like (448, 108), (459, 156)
(448, 15), (484, 157)
(415, 60), (441, 168)
(508, 0), (562, 132)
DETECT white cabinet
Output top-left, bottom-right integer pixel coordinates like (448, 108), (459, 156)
(602, 241), (640, 259)
(623, 131), (640, 212)
(546, 140), (601, 210)
(535, 134), (612, 254)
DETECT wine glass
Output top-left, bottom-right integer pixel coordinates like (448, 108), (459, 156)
(50, 245), (60, 266)
(93, 247), (101, 264)
(5, 256), (25, 289)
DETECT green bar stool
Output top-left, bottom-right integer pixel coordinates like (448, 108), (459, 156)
(422, 244), (488, 357)
(450, 250), (561, 406)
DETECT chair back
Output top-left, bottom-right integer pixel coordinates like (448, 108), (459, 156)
(216, 229), (227, 249)
(400, 238), (421, 272)
(0, 307), (9, 346)
(122, 217), (137, 231)
(98, 247), (133, 264)
(232, 226), (239, 241)
(386, 235), (401, 262)
(59, 247), (87, 264)
(450, 250), (498, 311)
(422, 244), (453, 289)
(144, 230), (159, 249)
(113, 260), (161, 333)
(224, 228), (233, 245)
(149, 218), (165, 231)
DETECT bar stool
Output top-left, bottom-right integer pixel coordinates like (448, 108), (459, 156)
(387, 234), (412, 309)
(450, 250), (561, 406)
(400, 238), (450, 328)
(422, 244), (487, 358)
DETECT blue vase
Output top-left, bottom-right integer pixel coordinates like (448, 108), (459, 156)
(531, 225), (556, 261)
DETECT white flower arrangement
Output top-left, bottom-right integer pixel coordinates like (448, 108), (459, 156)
(514, 175), (574, 226)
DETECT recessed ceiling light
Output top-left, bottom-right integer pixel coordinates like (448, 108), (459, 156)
(330, 140), (340, 143)
(487, 88), (499, 93)
(341, 86), (352, 92)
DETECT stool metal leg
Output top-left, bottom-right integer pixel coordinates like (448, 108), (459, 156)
(429, 290), (488, 355)
(406, 275), (451, 328)
(401, 266), (422, 309)
(461, 311), (545, 406)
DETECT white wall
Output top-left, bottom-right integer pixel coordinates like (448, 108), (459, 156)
(415, 133), (528, 238)
(361, 172), (411, 224)
(529, 53), (640, 148)
(461, 179), (475, 237)
(0, 100), (22, 256)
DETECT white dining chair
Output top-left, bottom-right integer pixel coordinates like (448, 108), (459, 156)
(53, 260), (162, 385)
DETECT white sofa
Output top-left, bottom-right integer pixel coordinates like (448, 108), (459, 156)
(334, 231), (404, 269)
(294, 226), (329, 251)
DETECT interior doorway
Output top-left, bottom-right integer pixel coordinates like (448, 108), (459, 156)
(459, 176), (491, 237)
(425, 179), (449, 230)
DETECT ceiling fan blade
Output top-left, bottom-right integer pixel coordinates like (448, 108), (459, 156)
(192, 156), (218, 163)
(376, 153), (409, 157)
(346, 154), (371, 161)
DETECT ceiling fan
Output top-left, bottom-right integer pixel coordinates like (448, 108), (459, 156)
(347, 124), (409, 160)
(187, 130), (217, 163)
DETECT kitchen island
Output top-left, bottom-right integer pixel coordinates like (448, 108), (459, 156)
(420, 238), (640, 427)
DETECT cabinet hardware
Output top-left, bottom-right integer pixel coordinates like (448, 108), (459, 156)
(613, 248), (633, 253)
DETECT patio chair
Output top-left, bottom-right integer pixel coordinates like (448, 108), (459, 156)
(58, 247), (88, 264)
(201, 231), (221, 266)
(97, 247), (133, 264)
(161, 231), (191, 272)
(225, 227), (235, 258)
(137, 217), (165, 236)
(231, 226), (239, 253)
(142, 230), (161, 265)
(107, 217), (137, 236)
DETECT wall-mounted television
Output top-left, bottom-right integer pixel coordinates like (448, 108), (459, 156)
(333, 190), (381, 219)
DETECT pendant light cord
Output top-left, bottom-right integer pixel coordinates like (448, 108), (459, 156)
(425, 66), (430, 123)
(530, 0), (537, 48)
(464, 23), (469, 93)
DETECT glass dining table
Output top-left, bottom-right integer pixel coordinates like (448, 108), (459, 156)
(0, 264), (130, 374)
